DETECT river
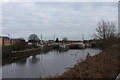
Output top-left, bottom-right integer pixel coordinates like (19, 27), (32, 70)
(1, 48), (101, 78)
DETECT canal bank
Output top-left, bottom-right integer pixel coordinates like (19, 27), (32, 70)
(3, 43), (86, 60)
(10, 46), (52, 60)
(54, 45), (119, 79)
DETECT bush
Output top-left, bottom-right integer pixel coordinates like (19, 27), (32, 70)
(12, 40), (27, 51)
(2, 45), (13, 57)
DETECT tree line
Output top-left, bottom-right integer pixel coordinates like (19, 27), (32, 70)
(93, 20), (119, 49)
(11, 19), (120, 51)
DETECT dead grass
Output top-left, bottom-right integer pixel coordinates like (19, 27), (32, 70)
(54, 45), (119, 78)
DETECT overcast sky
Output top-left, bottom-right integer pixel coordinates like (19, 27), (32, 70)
(1, 2), (118, 40)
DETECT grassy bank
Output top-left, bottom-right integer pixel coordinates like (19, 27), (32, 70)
(54, 45), (119, 78)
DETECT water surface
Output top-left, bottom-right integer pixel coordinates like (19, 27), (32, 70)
(2, 48), (100, 78)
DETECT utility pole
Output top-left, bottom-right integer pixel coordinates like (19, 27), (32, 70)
(82, 34), (84, 42)
(8, 34), (10, 39)
(41, 34), (42, 41)
(40, 34), (42, 44)
(54, 33), (55, 41)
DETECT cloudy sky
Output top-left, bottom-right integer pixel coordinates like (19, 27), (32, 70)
(1, 2), (118, 40)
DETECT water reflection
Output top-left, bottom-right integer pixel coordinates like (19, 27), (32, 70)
(2, 48), (101, 78)
(28, 55), (40, 64)
(16, 58), (27, 65)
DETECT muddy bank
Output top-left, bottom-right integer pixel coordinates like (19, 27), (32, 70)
(54, 45), (119, 79)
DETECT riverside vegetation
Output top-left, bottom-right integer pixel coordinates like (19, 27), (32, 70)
(54, 44), (119, 79)
(2, 20), (120, 79)
(53, 20), (120, 79)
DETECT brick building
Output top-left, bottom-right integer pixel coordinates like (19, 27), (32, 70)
(0, 36), (12, 45)
(0, 36), (25, 46)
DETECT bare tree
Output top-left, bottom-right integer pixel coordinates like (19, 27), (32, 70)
(28, 34), (39, 46)
(94, 20), (117, 49)
(94, 20), (116, 40)
(28, 34), (39, 42)
(62, 37), (68, 43)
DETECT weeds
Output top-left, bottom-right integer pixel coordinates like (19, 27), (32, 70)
(54, 45), (119, 78)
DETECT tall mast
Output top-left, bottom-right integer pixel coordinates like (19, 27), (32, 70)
(41, 34), (42, 41)
(54, 33), (55, 41)
(82, 34), (84, 42)
(8, 34), (10, 39)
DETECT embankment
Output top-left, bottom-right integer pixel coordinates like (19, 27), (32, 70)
(54, 45), (119, 79)
(10, 46), (52, 59)
(11, 48), (41, 59)
(2, 43), (86, 58)
(2, 45), (53, 60)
